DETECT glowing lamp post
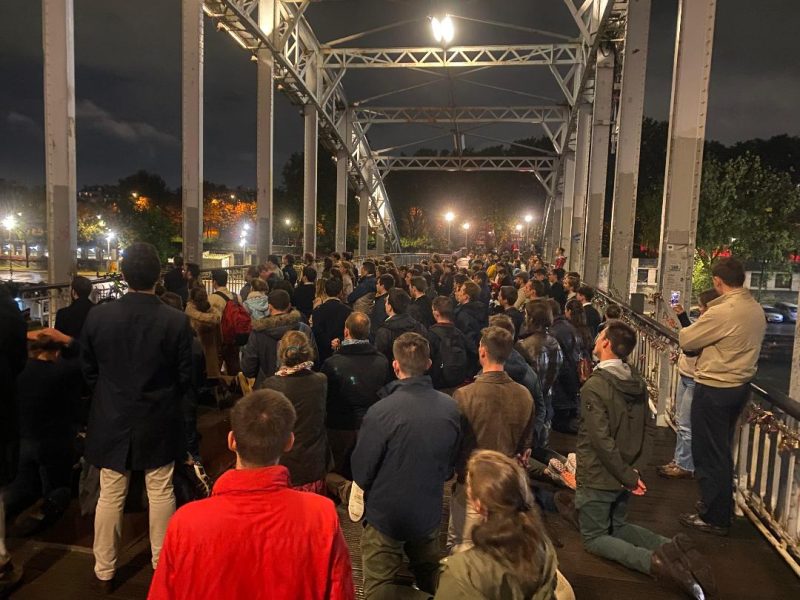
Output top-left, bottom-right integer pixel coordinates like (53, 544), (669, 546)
(524, 214), (533, 246)
(462, 222), (470, 249)
(106, 231), (115, 272)
(431, 15), (455, 46)
(445, 211), (454, 250)
(2, 215), (16, 279)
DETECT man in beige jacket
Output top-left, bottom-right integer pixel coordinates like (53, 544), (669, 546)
(677, 258), (765, 536)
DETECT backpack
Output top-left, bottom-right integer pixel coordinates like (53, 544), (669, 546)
(214, 291), (252, 346)
(430, 326), (468, 389)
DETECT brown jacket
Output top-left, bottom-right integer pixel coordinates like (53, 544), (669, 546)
(679, 287), (766, 388)
(185, 301), (222, 378)
(452, 371), (535, 482)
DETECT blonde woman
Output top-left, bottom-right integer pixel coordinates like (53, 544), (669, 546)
(260, 331), (327, 494)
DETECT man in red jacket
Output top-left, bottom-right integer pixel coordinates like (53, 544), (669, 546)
(148, 390), (354, 600)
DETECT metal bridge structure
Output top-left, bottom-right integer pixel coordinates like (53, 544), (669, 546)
(40, 0), (715, 321)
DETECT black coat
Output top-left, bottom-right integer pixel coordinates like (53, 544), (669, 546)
(505, 306), (525, 340)
(0, 297), (27, 486)
(163, 267), (188, 305)
(455, 300), (488, 373)
(81, 293), (193, 472)
(408, 294), (434, 329)
(584, 304), (602, 337)
(293, 283), (316, 320)
(311, 299), (353, 364)
(549, 281), (567, 310)
(241, 310), (315, 387)
(550, 316), (581, 411)
(374, 313), (427, 371)
(369, 293), (389, 338)
(321, 342), (389, 430)
(55, 296), (95, 339)
(352, 376), (461, 541)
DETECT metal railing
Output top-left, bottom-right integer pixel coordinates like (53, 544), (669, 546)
(15, 276), (125, 326)
(594, 288), (800, 575)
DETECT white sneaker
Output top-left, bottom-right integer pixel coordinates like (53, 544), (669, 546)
(348, 481), (365, 522)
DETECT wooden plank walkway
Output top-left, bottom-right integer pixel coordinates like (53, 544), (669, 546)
(6, 411), (799, 599)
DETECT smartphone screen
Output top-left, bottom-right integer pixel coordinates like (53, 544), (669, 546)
(670, 290), (681, 306)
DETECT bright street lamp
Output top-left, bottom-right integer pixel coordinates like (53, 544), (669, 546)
(2, 215), (16, 231)
(462, 222), (470, 248)
(431, 15), (454, 45)
(444, 212), (455, 249)
(3, 215), (15, 279)
(515, 224), (523, 232)
(243, 223), (250, 231)
(105, 231), (115, 268)
(285, 218), (292, 227)
(524, 214), (534, 246)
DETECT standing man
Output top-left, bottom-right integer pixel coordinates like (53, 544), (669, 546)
(577, 321), (714, 597)
(352, 333), (460, 598)
(347, 261), (377, 314)
(448, 326), (534, 552)
(497, 285), (524, 339)
(209, 269), (242, 375)
(577, 285), (602, 336)
(512, 271), (529, 310)
(408, 276), (434, 329)
(293, 266), (317, 322)
(163, 255), (187, 305)
(678, 258), (766, 536)
(369, 273), (395, 339)
(54, 276), (95, 339)
(548, 268), (567, 309)
(312, 278), (353, 365)
(82, 242), (192, 590)
(0, 283), (27, 594)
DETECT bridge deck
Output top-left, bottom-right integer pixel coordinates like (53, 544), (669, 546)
(6, 409), (799, 599)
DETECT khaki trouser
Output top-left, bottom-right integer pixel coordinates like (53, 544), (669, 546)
(93, 463), (175, 581)
(446, 481), (480, 554)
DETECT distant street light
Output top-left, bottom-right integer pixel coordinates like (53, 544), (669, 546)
(431, 15), (455, 45)
(106, 231), (115, 270)
(524, 214), (534, 246)
(284, 218), (293, 245)
(515, 224), (523, 232)
(445, 212), (455, 250)
(3, 215), (16, 279)
(462, 221), (470, 248)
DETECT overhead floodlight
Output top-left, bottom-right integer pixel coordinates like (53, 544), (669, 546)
(525, 214), (533, 223)
(445, 211), (454, 222)
(2, 215), (16, 231)
(431, 15), (454, 45)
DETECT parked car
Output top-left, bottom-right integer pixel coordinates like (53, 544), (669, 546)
(774, 302), (797, 323)
(762, 305), (785, 324)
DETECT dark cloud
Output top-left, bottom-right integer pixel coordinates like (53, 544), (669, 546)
(0, 0), (797, 189)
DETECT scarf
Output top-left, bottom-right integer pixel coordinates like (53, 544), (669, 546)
(275, 361), (315, 377)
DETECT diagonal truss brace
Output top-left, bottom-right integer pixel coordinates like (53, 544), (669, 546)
(202, 0), (402, 251)
(321, 44), (583, 69)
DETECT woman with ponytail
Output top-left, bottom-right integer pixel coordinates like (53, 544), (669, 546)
(435, 450), (574, 600)
(260, 330), (328, 494)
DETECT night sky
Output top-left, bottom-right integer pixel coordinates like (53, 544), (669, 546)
(1, 0), (798, 189)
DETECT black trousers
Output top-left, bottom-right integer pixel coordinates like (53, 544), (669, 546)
(690, 382), (749, 527)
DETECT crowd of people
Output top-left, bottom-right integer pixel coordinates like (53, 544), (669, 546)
(0, 241), (766, 599)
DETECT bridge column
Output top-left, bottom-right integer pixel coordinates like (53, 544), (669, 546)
(559, 150), (577, 260)
(335, 110), (351, 254)
(608, 0), (651, 301)
(569, 104), (591, 274)
(42, 0), (77, 284)
(583, 49), (615, 287)
(181, 0), (204, 265)
(357, 187), (369, 257)
(303, 105), (318, 258)
(548, 194), (562, 260)
(255, 0), (276, 265)
(376, 231), (385, 255)
(657, 0), (717, 315)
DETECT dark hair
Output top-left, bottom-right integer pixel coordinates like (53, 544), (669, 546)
(552, 268), (565, 281)
(533, 267), (548, 277)
(480, 326), (514, 364)
(468, 450), (550, 592)
(190, 286), (211, 312)
(302, 266), (317, 282)
(345, 311), (371, 340)
(515, 271), (530, 284)
(698, 288), (720, 308)
(499, 285), (517, 306)
(173, 255), (184, 268)
(212, 269), (228, 288)
(323, 256), (334, 271)
(278, 330), (314, 366)
(489, 314), (515, 337)
(121, 242), (162, 291)
(432, 295), (455, 320)
(331, 252), (341, 261)
(71, 276), (92, 299)
(304, 252), (315, 265)
(378, 273), (395, 291)
(185, 262), (200, 280)
(577, 285), (595, 302)
(362, 261), (376, 276)
(603, 320), (637, 359)
(530, 280), (545, 298)
(473, 271), (488, 285)
(605, 304), (621, 319)
(565, 299), (593, 351)
(324, 277), (343, 298)
(284, 254), (295, 265)
(268, 254), (281, 267)
(387, 288), (412, 315)
(392, 332), (430, 376)
(524, 299), (553, 333)
(546, 298), (561, 317)
(712, 257), (745, 287)
(246, 265), (259, 279)
(565, 275), (580, 293)
(410, 276), (427, 294)
(231, 390), (297, 467)
(160, 292), (183, 311)
(461, 280), (480, 302)
(268, 289), (291, 312)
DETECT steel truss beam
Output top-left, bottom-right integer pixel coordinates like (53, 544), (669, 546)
(320, 44), (583, 70)
(353, 105), (570, 153)
(202, 0), (402, 251)
(372, 155), (557, 196)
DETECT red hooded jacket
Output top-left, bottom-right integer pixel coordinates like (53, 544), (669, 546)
(148, 465), (354, 600)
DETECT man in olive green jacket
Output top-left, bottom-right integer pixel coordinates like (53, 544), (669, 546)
(576, 321), (714, 598)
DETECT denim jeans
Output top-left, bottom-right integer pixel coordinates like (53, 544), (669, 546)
(673, 375), (696, 471)
(3, 437), (73, 518)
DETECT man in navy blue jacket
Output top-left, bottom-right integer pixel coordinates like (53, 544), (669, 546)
(351, 332), (461, 599)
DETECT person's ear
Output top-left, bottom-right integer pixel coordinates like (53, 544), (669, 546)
(227, 431), (236, 454)
(284, 432), (295, 453)
(392, 359), (400, 375)
(426, 358), (433, 371)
